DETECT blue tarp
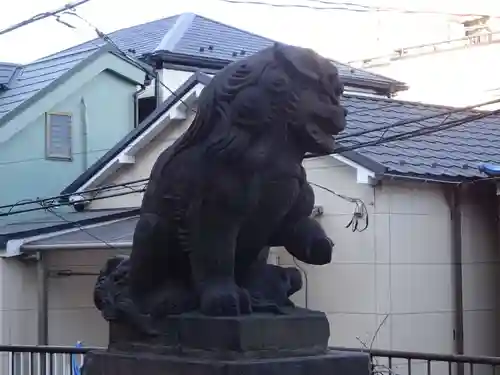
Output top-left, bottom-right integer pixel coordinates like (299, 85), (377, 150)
(479, 163), (500, 176)
(71, 341), (83, 375)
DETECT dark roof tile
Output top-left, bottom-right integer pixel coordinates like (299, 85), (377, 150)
(0, 46), (101, 123)
(341, 95), (500, 179)
(46, 13), (405, 89)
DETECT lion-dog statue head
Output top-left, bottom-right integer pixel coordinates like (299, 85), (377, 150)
(172, 42), (347, 164)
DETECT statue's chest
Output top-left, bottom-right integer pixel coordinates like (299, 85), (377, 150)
(239, 176), (302, 238)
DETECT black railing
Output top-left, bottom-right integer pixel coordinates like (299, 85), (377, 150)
(331, 347), (500, 375)
(2, 345), (500, 375)
(0, 345), (96, 375)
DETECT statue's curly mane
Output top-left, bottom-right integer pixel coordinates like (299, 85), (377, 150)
(168, 45), (303, 161)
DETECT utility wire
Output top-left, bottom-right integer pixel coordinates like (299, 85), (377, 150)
(220, 0), (371, 12)
(1, 105), (493, 216)
(1, 95), (499, 167)
(0, 185), (147, 217)
(57, 11), (196, 113)
(0, 178), (148, 212)
(309, 182), (368, 232)
(0, 147), (110, 166)
(2, 98), (500, 215)
(335, 108), (500, 154)
(2, 6), (500, 216)
(4, 106), (500, 252)
(39, 202), (121, 250)
(339, 97), (500, 142)
(0, 0), (92, 36)
(219, 0), (497, 17)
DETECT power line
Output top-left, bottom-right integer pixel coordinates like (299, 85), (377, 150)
(339, 97), (500, 142)
(39, 203), (121, 250)
(334, 108), (500, 154)
(2, 94), (500, 215)
(0, 148), (110, 166)
(219, 0), (370, 12)
(4, 105), (499, 217)
(1, 184), (147, 217)
(58, 11), (197, 113)
(1, 94), (499, 167)
(0, 0), (92, 36)
(219, 0), (497, 17)
(0, 178), (148, 212)
(305, 0), (496, 17)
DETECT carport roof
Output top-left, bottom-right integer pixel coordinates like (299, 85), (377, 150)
(21, 215), (138, 251)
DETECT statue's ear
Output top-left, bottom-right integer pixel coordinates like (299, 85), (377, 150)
(273, 42), (320, 82)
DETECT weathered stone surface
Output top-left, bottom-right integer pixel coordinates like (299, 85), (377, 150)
(83, 311), (370, 375)
(109, 308), (330, 359)
(83, 348), (370, 375)
(83, 43), (360, 375)
(93, 42), (347, 335)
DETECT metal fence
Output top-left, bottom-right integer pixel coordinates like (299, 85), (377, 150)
(0, 345), (95, 375)
(331, 347), (500, 375)
(3, 345), (500, 375)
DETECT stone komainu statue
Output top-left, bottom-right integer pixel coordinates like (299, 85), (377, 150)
(94, 42), (347, 332)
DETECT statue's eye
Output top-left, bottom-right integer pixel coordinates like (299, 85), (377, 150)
(334, 83), (344, 98)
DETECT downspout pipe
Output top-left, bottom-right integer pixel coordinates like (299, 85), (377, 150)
(449, 185), (465, 368)
(153, 62), (163, 107)
(133, 85), (146, 128)
(36, 251), (48, 345)
(79, 98), (88, 172)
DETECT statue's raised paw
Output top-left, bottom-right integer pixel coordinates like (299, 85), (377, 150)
(309, 236), (334, 265)
(200, 280), (252, 316)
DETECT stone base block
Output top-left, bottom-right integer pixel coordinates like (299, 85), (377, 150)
(83, 348), (371, 375)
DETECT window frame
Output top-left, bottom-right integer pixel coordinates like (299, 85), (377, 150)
(45, 111), (73, 161)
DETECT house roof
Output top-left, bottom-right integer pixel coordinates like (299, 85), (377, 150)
(0, 207), (138, 249)
(0, 46), (99, 125)
(0, 44), (148, 128)
(45, 12), (407, 94)
(60, 73), (500, 192)
(0, 62), (21, 89)
(21, 215), (139, 251)
(340, 96), (500, 180)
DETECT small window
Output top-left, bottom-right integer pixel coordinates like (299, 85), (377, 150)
(45, 112), (72, 160)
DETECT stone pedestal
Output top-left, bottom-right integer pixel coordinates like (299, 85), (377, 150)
(82, 308), (370, 375)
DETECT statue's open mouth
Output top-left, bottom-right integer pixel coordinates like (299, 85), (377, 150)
(313, 111), (345, 137)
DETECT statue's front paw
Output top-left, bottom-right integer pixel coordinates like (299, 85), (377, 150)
(309, 236), (334, 265)
(200, 280), (252, 316)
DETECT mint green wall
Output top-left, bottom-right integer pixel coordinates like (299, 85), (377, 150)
(0, 71), (137, 211)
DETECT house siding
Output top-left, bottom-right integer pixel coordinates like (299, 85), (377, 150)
(277, 167), (499, 368)
(460, 189), (498, 357)
(0, 249), (125, 350)
(89, 111), (196, 210)
(0, 70), (138, 210)
(46, 249), (127, 346)
(141, 69), (213, 99)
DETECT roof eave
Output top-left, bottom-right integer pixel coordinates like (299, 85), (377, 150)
(148, 51), (408, 95)
(0, 44), (133, 129)
(0, 208), (139, 249)
(342, 77), (409, 96)
(339, 150), (388, 175)
(381, 171), (480, 184)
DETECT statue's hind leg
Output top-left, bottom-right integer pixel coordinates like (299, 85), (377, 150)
(128, 213), (196, 317)
(129, 213), (176, 300)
